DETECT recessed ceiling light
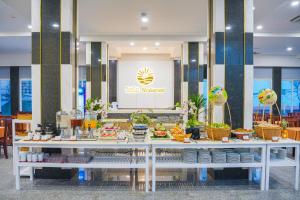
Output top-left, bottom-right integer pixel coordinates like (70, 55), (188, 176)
(291, 1), (300, 6)
(143, 47), (148, 51)
(252, 6), (256, 10)
(52, 23), (59, 28)
(130, 42), (135, 46)
(256, 25), (263, 30)
(225, 25), (232, 30)
(286, 47), (293, 51)
(27, 25), (32, 29)
(155, 42), (160, 46)
(141, 13), (149, 23)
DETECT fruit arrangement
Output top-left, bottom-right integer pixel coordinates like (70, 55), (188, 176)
(170, 126), (191, 142)
(154, 123), (167, 137)
(208, 86), (228, 105)
(258, 88), (277, 105)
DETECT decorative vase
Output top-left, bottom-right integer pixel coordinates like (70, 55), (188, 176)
(186, 127), (200, 140)
(281, 129), (288, 139)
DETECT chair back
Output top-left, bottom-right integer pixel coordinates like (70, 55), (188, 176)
(0, 118), (7, 140)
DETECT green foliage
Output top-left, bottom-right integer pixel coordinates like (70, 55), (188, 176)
(186, 116), (204, 128)
(209, 123), (230, 129)
(189, 94), (206, 111)
(175, 102), (181, 108)
(130, 112), (152, 125)
(281, 119), (288, 130)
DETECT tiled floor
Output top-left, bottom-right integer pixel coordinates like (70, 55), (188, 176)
(1, 147), (300, 200)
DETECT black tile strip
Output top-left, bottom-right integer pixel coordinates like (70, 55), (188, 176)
(272, 67), (282, 115)
(10, 67), (19, 115)
(174, 60), (181, 104)
(91, 42), (102, 98)
(109, 60), (117, 103)
(188, 42), (199, 97)
(61, 32), (71, 64)
(32, 32), (40, 64)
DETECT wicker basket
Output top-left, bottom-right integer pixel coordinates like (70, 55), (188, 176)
(207, 127), (231, 141)
(255, 126), (282, 140)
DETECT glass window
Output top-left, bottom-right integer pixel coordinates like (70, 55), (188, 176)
(0, 80), (11, 116)
(203, 79), (207, 101)
(281, 80), (293, 115)
(293, 80), (300, 113)
(253, 79), (272, 114)
(20, 80), (32, 112)
(77, 80), (86, 113)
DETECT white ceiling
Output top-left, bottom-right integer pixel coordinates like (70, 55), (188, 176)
(0, 0), (31, 33)
(0, 0), (299, 58)
(108, 41), (182, 58)
(254, 0), (300, 34)
(78, 0), (208, 37)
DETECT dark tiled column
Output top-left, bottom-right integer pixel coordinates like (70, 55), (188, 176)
(188, 42), (199, 97)
(41, 0), (61, 124)
(224, 0), (246, 129)
(10, 67), (19, 115)
(272, 67), (282, 115)
(109, 60), (117, 103)
(90, 42), (102, 99)
(174, 60), (182, 105)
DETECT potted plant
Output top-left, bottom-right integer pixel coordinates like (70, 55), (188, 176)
(85, 98), (107, 120)
(184, 94), (206, 140)
(175, 102), (181, 110)
(130, 112), (152, 127)
(281, 119), (289, 139)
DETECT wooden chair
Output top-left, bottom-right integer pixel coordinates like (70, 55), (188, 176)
(0, 119), (8, 159)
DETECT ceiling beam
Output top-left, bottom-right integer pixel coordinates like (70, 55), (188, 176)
(254, 32), (300, 38)
(80, 35), (208, 42)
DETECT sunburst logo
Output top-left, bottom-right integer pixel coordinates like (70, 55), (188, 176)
(136, 67), (154, 85)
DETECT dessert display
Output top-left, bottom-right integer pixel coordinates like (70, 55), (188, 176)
(207, 123), (231, 141)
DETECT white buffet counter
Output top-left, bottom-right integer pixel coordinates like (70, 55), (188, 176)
(13, 139), (300, 192)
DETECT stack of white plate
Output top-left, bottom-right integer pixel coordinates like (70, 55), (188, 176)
(277, 149), (287, 160)
(226, 153), (241, 163)
(198, 150), (211, 163)
(182, 149), (197, 163)
(212, 151), (226, 163)
(240, 153), (254, 163)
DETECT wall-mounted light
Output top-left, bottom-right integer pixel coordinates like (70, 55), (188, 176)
(191, 59), (197, 63)
(98, 58), (102, 62)
(286, 47), (293, 51)
(155, 42), (160, 46)
(143, 47), (148, 51)
(130, 42), (135, 46)
(27, 25), (32, 29)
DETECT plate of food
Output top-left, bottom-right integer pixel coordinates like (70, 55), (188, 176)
(232, 128), (254, 140)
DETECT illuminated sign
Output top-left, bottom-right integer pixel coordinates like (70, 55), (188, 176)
(136, 67), (154, 85)
(125, 67), (166, 94)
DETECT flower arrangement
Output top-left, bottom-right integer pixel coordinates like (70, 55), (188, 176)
(85, 98), (107, 119)
(179, 95), (206, 128)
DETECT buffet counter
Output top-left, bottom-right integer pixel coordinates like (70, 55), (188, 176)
(13, 139), (300, 192)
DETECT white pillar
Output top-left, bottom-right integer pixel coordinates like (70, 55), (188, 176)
(31, 0), (41, 126)
(244, 0), (254, 129)
(212, 0), (225, 123)
(181, 42), (188, 104)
